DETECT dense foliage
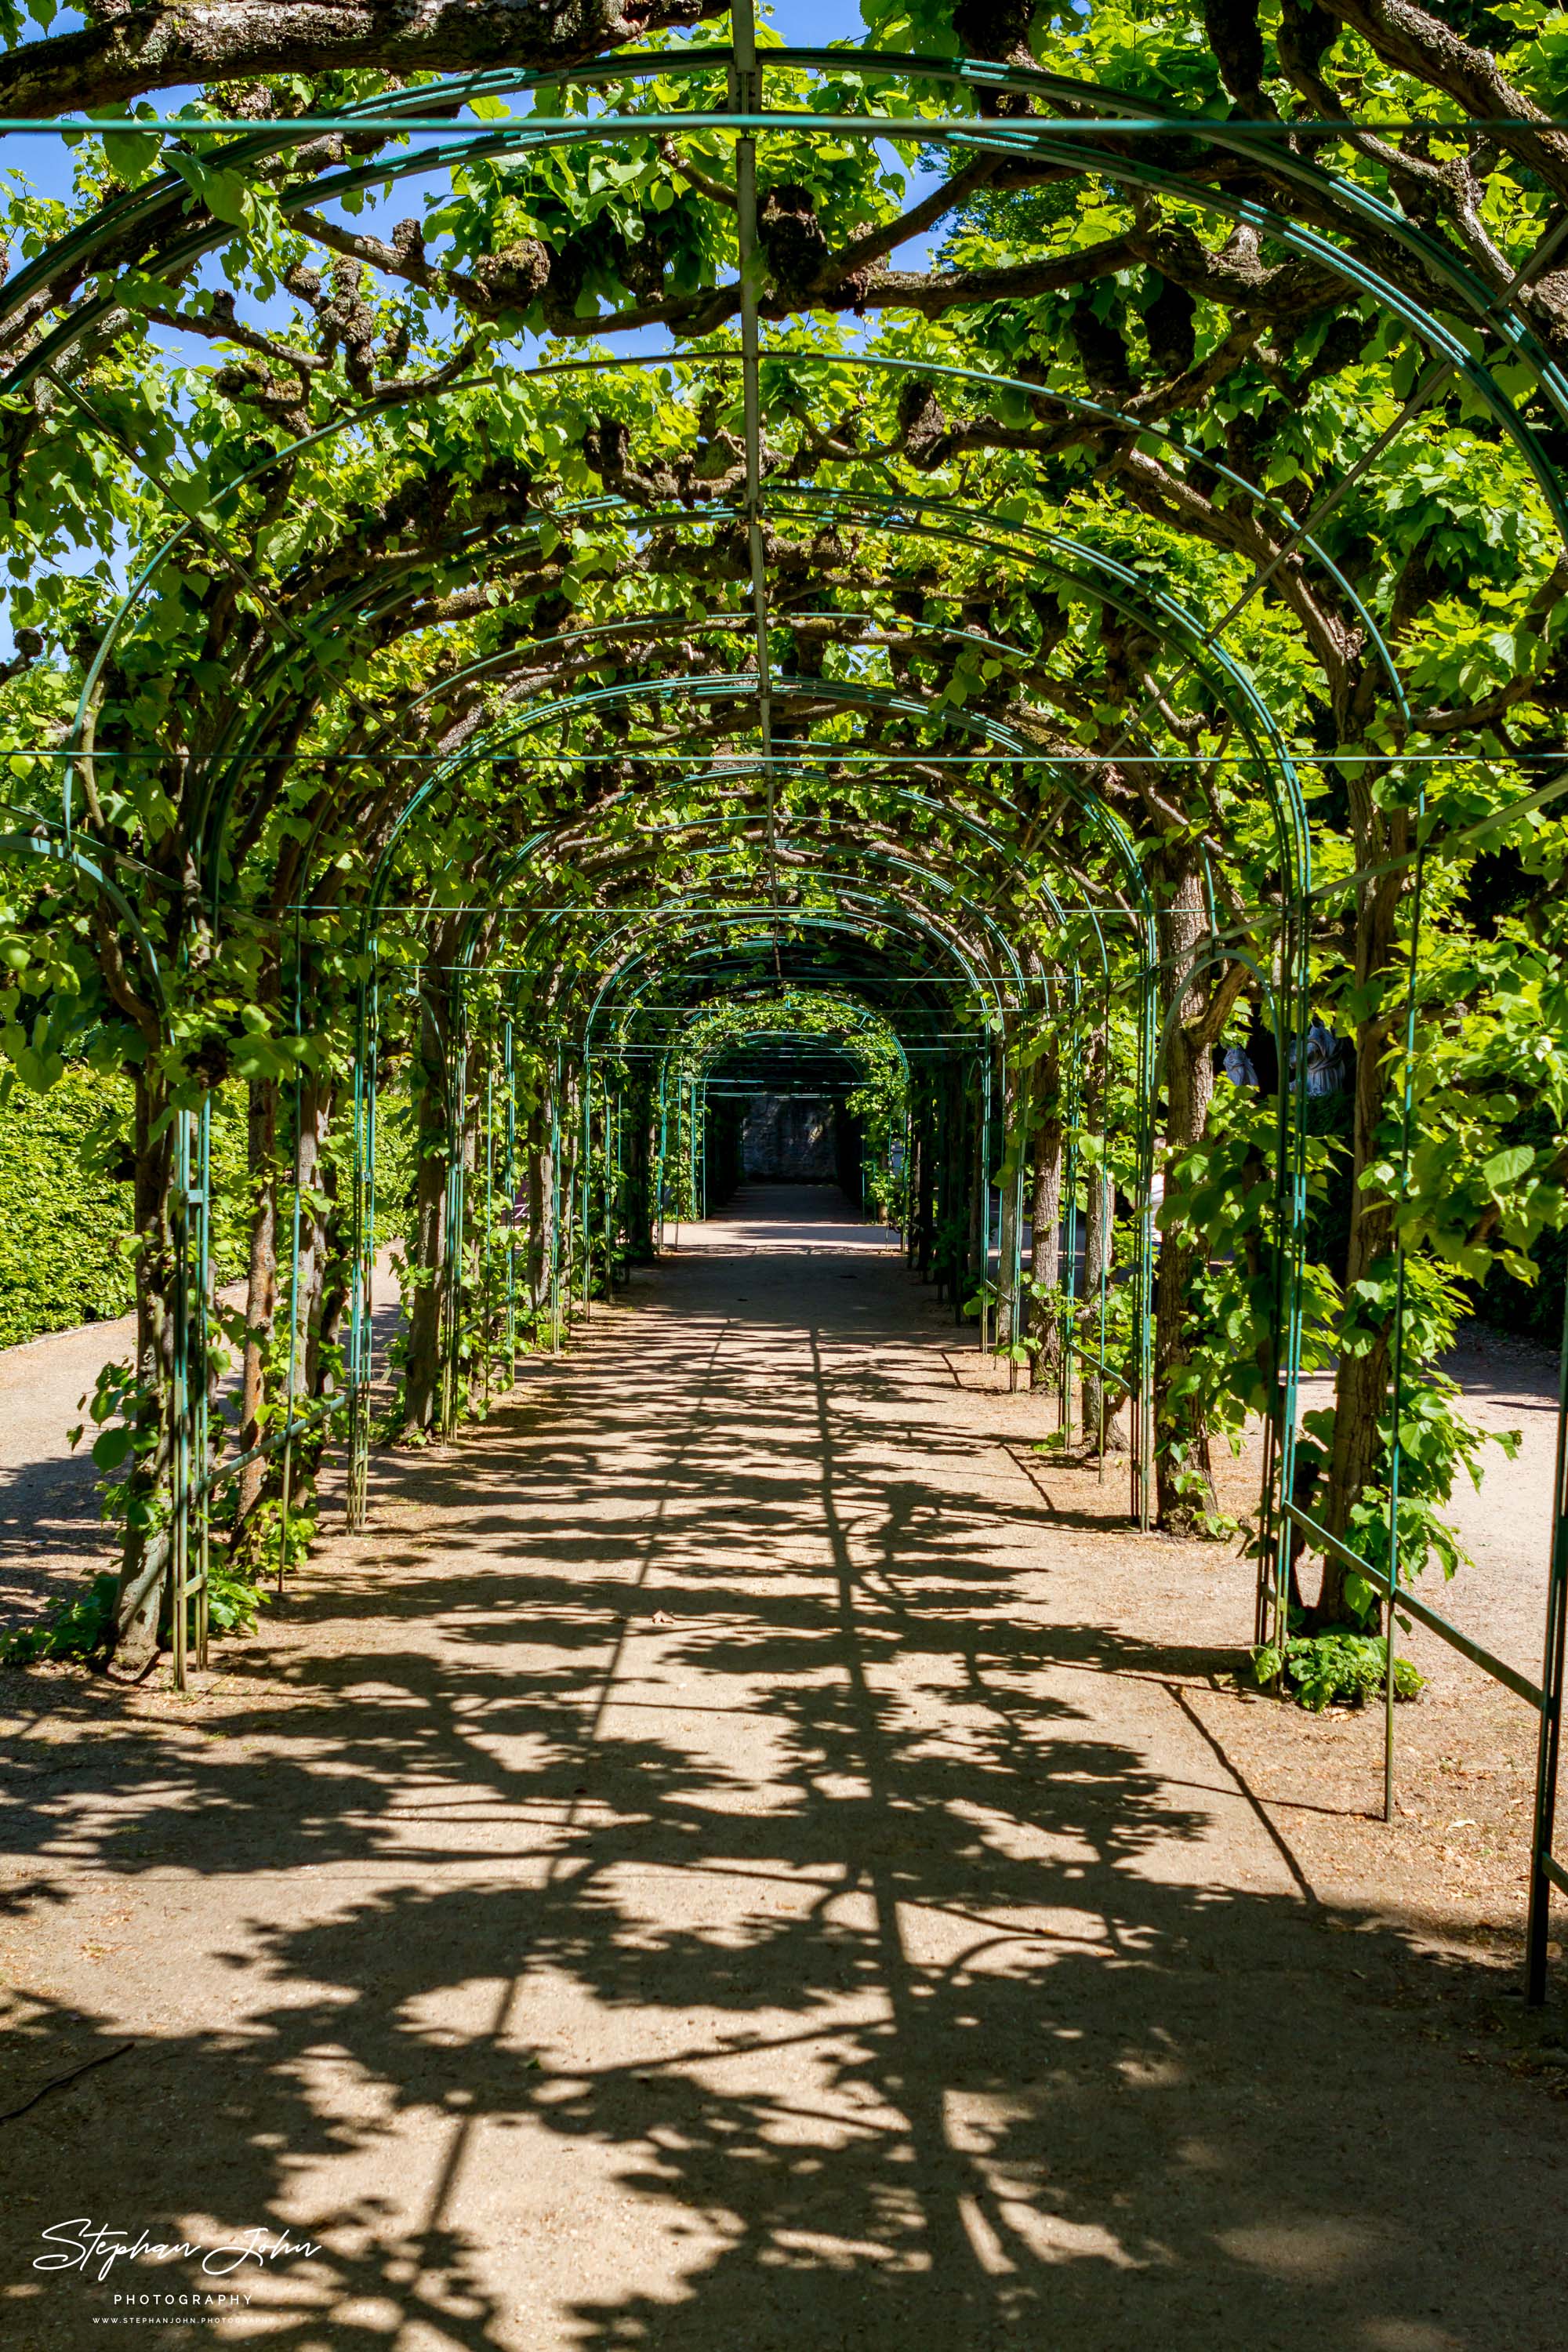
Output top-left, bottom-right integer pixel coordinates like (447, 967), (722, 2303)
(0, 0), (1564, 1678)
(0, 1070), (249, 1346)
(0, 1069), (137, 1347)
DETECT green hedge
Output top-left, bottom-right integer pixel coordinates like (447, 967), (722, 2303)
(0, 1071), (252, 1351)
(0, 1068), (138, 1347)
(373, 1090), (417, 1237)
(0, 1073), (420, 1354)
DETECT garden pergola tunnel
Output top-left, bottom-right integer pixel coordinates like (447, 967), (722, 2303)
(2, 9), (1568, 2015)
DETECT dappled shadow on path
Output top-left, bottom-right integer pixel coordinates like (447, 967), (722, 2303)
(0, 1269), (407, 1621)
(2, 1189), (1565, 2350)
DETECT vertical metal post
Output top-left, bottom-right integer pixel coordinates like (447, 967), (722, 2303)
(440, 981), (468, 1441)
(977, 1052), (992, 1352)
(503, 1016), (517, 1384)
(604, 1078), (618, 1287)
(1132, 936), (1157, 1532)
(1270, 885), (1316, 1651)
(907, 1085), (920, 1269)
(1094, 987), (1112, 1480)
(947, 1068), (963, 1309)
(689, 1073), (699, 1222)
(483, 1047), (495, 1412)
(1384, 840), (1426, 1823)
(1061, 1015), (1080, 1447)
(1009, 1041), (1026, 1391)
(1526, 1276), (1568, 2005)
(699, 1079), (709, 1220)
(550, 1045), (563, 1354)
(347, 967), (372, 1532)
(279, 1011), (304, 1597)
(194, 1092), (211, 1671)
(581, 1054), (593, 1312)
(361, 960), (379, 1521)
(168, 1102), (193, 1691)
(565, 1061), (582, 1322)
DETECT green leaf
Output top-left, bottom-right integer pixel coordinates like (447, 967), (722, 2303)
(1481, 1145), (1533, 1190)
(101, 130), (162, 190)
(168, 153), (251, 230)
(90, 1425), (134, 1472)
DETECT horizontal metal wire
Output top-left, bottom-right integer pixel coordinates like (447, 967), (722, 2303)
(5, 749), (1555, 765)
(7, 111), (1568, 134)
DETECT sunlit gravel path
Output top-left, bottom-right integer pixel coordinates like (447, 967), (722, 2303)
(3, 1187), (1567, 2352)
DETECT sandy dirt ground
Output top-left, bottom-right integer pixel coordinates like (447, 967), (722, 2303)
(0, 1254), (405, 1622)
(2, 1188), (1568, 2352)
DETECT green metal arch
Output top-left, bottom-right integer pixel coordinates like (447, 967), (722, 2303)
(202, 488), (1305, 924)
(446, 769), (1099, 987)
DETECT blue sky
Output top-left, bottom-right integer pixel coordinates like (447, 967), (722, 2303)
(0, 0), (919, 649)
(8, 0), (931, 349)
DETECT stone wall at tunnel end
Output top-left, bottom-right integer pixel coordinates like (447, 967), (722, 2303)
(740, 1095), (839, 1181)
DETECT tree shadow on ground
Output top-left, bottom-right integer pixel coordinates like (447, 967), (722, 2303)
(2, 1209), (1566, 2350)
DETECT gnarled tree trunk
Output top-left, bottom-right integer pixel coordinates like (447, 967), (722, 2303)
(1151, 858), (1250, 1530)
(1319, 844), (1406, 1620)
(111, 1073), (179, 1668)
